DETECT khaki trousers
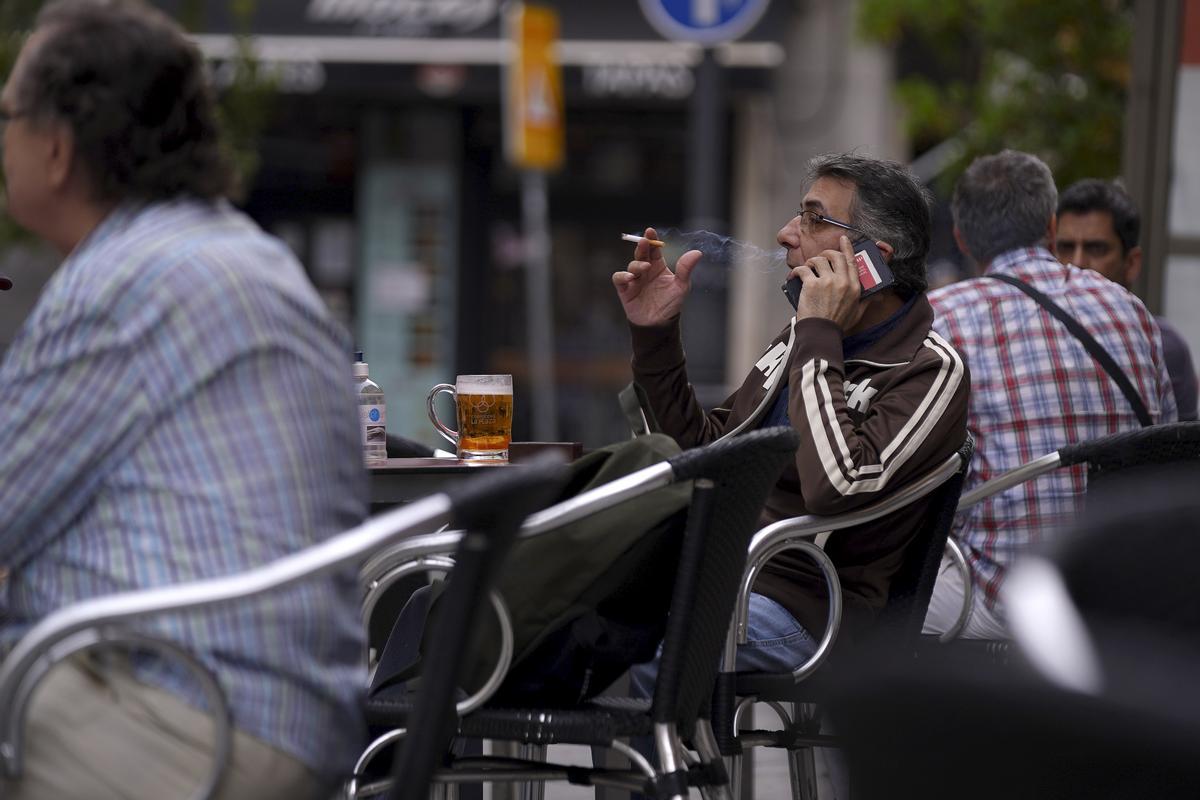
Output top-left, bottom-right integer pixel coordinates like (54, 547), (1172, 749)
(922, 553), (1010, 640)
(1, 655), (333, 800)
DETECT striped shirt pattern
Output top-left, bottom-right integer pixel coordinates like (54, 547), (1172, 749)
(0, 200), (369, 777)
(800, 329), (966, 499)
(929, 247), (1177, 612)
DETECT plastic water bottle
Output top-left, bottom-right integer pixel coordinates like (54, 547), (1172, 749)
(354, 351), (387, 466)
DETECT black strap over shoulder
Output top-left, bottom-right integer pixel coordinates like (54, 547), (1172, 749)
(988, 273), (1152, 427)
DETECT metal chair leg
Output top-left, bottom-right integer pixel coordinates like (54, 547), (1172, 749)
(787, 747), (818, 800)
(695, 719), (734, 800)
(729, 697), (757, 800)
(515, 744), (546, 800)
(654, 722), (689, 800)
(728, 750), (744, 800)
(787, 705), (819, 800)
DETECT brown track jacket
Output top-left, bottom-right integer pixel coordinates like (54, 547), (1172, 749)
(628, 295), (969, 641)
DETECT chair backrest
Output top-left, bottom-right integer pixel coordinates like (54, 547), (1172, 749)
(364, 434), (689, 707)
(1063, 469), (1200, 636)
(1012, 462), (1200, 695)
(949, 422), (1200, 636)
(878, 436), (974, 642)
(960, 422), (1200, 511)
(833, 461), (1200, 800)
(1057, 421), (1200, 494)
(726, 442), (974, 688)
(387, 461), (569, 800)
(651, 427), (800, 734)
(828, 632), (1200, 800)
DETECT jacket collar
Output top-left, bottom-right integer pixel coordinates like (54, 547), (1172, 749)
(842, 292), (934, 366)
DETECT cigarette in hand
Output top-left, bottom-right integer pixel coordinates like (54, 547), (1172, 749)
(621, 233), (666, 247)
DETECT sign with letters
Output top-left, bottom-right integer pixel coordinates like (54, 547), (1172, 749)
(638, 0), (771, 44)
(305, 0), (498, 35)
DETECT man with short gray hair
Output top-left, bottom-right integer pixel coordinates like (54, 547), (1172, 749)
(616, 152), (969, 672)
(923, 150), (1176, 639)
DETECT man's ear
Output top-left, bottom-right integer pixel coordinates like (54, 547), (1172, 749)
(953, 226), (970, 260)
(1045, 214), (1057, 250)
(1125, 245), (1143, 288)
(874, 240), (895, 263)
(44, 121), (76, 192)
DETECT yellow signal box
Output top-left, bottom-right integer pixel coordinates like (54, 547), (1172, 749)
(506, 3), (565, 171)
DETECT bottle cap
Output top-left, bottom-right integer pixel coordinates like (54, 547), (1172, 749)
(353, 361), (369, 378)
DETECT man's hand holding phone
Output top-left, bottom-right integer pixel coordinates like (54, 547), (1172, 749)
(612, 226), (703, 327)
(788, 235), (869, 333)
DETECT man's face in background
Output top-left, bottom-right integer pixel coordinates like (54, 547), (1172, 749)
(1056, 210), (1141, 289)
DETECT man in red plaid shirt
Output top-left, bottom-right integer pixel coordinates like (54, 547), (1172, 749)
(922, 150), (1177, 639)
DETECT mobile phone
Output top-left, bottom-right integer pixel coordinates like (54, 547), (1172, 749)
(782, 238), (896, 309)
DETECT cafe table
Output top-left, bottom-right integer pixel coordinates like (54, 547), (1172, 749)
(368, 441), (583, 509)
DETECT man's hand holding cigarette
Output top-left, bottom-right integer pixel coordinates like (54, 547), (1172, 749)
(612, 226), (703, 327)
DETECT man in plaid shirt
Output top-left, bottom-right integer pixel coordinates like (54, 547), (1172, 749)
(922, 150), (1176, 639)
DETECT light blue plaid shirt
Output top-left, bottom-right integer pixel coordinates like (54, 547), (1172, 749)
(0, 199), (368, 778)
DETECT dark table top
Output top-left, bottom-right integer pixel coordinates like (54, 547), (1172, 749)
(367, 442), (582, 508)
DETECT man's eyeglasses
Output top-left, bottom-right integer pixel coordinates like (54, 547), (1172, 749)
(796, 209), (866, 240)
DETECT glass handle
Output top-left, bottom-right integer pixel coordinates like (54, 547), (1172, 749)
(426, 384), (459, 447)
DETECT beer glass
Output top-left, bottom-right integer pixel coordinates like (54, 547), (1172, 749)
(426, 374), (513, 461)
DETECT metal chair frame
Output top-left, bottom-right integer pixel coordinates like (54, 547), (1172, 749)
(939, 421), (1200, 640)
(726, 448), (969, 684)
(823, 443), (1200, 800)
(352, 428), (800, 800)
(721, 444), (973, 799)
(934, 450), (1062, 639)
(352, 460), (683, 798)
(356, 461), (680, 733)
(0, 493), (458, 800)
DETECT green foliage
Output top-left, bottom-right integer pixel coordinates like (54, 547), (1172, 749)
(212, 1), (278, 202)
(858, 0), (1134, 191)
(0, 0), (275, 245)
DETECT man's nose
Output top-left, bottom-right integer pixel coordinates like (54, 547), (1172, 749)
(778, 218), (801, 249)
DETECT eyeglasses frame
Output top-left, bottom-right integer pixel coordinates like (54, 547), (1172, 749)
(796, 209), (868, 241)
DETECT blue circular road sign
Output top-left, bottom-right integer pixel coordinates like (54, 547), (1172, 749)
(639, 0), (771, 44)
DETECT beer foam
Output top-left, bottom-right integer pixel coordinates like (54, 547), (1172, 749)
(457, 375), (513, 394)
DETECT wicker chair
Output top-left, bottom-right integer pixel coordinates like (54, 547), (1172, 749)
(939, 421), (1200, 639)
(826, 460), (1200, 799)
(350, 427), (801, 800)
(713, 437), (974, 800)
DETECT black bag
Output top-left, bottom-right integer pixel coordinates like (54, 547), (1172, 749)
(371, 434), (692, 706)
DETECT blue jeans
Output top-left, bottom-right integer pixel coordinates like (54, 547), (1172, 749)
(628, 592), (817, 702)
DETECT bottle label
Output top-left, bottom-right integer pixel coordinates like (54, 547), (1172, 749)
(359, 404), (386, 448)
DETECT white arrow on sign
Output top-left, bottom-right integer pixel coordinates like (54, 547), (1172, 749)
(527, 68), (557, 125)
